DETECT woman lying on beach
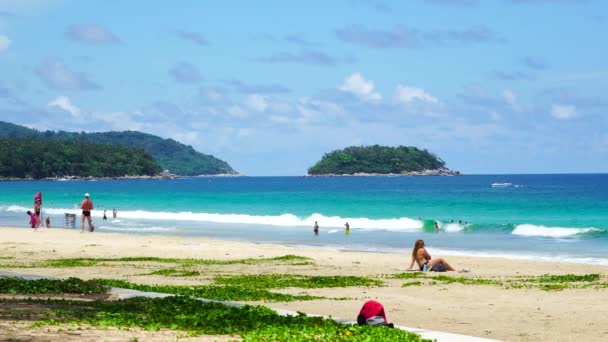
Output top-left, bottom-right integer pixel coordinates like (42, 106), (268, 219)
(408, 239), (454, 271)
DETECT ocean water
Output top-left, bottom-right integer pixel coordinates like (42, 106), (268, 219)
(1, 174), (607, 265)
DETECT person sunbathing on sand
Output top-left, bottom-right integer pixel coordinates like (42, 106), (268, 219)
(408, 239), (454, 271)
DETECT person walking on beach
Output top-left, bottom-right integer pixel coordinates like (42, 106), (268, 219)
(313, 221), (319, 236)
(80, 193), (94, 233)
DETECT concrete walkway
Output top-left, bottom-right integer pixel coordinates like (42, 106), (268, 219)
(1, 271), (500, 342)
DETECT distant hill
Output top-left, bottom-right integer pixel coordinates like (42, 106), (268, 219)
(0, 137), (162, 179)
(0, 121), (237, 176)
(308, 145), (454, 175)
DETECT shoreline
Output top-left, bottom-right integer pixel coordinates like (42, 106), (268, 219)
(0, 173), (243, 182)
(1, 227), (607, 341)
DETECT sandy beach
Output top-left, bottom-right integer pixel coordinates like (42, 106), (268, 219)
(1, 227), (607, 341)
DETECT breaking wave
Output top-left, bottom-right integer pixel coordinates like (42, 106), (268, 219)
(511, 224), (600, 238)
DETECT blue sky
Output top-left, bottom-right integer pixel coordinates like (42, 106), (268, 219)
(0, 0), (606, 175)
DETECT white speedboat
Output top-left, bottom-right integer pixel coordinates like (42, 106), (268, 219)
(491, 182), (512, 188)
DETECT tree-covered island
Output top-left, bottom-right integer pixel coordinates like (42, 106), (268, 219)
(0, 138), (162, 179)
(307, 145), (459, 176)
(0, 121), (237, 176)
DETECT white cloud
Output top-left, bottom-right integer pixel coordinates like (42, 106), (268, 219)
(65, 24), (119, 44)
(551, 104), (577, 120)
(227, 105), (248, 118)
(93, 111), (145, 131)
(339, 72), (381, 101)
(502, 89), (521, 112)
(270, 115), (290, 124)
(205, 89), (222, 101)
(171, 131), (200, 144)
(489, 110), (502, 121)
(47, 96), (80, 117)
(0, 35), (10, 51)
(395, 84), (439, 104)
(237, 128), (253, 137)
(246, 94), (268, 112)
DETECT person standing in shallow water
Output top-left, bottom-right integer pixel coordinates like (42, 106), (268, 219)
(103, 210), (107, 220)
(80, 193), (94, 233)
(113, 209), (117, 219)
(313, 221), (319, 236)
(344, 222), (350, 235)
(434, 221), (439, 233)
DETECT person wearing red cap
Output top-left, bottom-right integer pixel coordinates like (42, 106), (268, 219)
(80, 193), (94, 233)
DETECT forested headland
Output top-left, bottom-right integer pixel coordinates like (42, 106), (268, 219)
(0, 121), (236, 176)
(308, 145), (457, 175)
(0, 137), (162, 179)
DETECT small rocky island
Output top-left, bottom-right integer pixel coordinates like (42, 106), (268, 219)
(307, 145), (460, 176)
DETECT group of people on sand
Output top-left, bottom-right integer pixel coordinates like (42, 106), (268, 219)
(26, 192), (118, 233)
(26, 193), (49, 231)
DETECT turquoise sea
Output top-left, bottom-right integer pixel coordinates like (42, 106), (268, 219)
(1, 174), (607, 265)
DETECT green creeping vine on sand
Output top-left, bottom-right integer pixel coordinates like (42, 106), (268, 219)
(0, 296), (430, 341)
(213, 274), (383, 289)
(0, 277), (429, 341)
(96, 278), (322, 302)
(0, 254), (313, 269)
(393, 272), (604, 290)
(147, 269), (201, 277)
(0, 277), (109, 294)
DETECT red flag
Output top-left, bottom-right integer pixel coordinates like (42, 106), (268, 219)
(34, 192), (42, 205)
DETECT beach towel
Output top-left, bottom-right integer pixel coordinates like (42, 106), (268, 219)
(430, 264), (447, 272)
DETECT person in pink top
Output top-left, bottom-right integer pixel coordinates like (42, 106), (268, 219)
(26, 211), (36, 229)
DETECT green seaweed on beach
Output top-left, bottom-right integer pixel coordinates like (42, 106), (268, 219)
(401, 281), (423, 287)
(391, 272), (425, 279)
(0, 277), (109, 295)
(94, 279), (322, 302)
(213, 274), (383, 289)
(0, 296), (428, 341)
(147, 268), (201, 277)
(431, 275), (501, 286)
(519, 274), (601, 283)
(20, 254), (314, 268)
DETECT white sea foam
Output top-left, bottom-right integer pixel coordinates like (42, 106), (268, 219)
(100, 226), (177, 232)
(431, 247), (608, 266)
(443, 223), (465, 232)
(2, 205), (423, 231)
(512, 224), (598, 238)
